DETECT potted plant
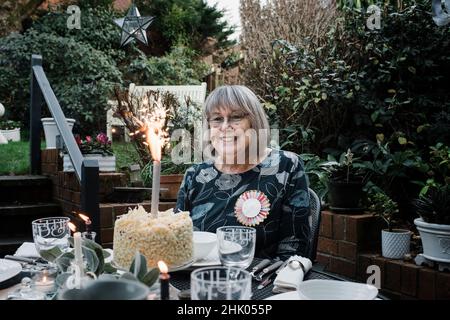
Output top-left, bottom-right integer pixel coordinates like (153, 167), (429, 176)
(63, 133), (116, 172)
(41, 117), (76, 149)
(371, 192), (411, 259)
(323, 149), (368, 210)
(0, 120), (21, 142)
(413, 185), (450, 263)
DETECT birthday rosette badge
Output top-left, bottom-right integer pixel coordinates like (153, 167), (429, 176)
(234, 190), (270, 226)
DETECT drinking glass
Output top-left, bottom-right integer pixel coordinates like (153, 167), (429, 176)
(217, 226), (256, 269)
(32, 217), (71, 256)
(191, 266), (252, 300)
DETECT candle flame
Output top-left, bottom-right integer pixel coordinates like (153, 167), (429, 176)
(68, 222), (77, 232)
(78, 213), (91, 224)
(158, 261), (168, 273)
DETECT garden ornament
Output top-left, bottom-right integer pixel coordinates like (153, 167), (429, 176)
(114, 3), (154, 47)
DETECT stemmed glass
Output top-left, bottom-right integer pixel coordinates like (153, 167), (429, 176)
(216, 226), (256, 269)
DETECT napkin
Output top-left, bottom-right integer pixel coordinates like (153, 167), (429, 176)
(14, 242), (40, 258)
(272, 255), (312, 293)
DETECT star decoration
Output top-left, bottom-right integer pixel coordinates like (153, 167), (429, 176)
(114, 3), (155, 47)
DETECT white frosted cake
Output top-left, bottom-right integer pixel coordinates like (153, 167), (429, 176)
(113, 206), (193, 269)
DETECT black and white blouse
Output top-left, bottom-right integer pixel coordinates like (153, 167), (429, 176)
(175, 149), (311, 260)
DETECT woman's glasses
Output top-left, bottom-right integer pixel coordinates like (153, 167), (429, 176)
(208, 113), (247, 128)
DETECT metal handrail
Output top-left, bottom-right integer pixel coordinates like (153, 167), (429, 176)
(29, 54), (101, 243)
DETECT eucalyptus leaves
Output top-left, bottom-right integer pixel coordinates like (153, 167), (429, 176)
(40, 238), (159, 289)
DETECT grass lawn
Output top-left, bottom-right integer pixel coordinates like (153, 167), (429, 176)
(0, 141), (32, 175)
(0, 141), (140, 175)
(112, 142), (141, 169)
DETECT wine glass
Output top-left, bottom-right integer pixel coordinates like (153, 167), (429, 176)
(32, 217), (71, 258)
(217, 226), (256, 269)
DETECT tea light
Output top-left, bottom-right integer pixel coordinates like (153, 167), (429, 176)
(34, 269), (55, 293)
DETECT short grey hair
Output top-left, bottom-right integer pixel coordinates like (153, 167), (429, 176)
(203, 85), (270, 149)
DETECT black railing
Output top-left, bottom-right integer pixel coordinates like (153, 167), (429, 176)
(29, 54), (101, 243)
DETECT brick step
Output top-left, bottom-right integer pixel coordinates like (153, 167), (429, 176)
(0, 237), (32, 257)
(0, 203), (62, 239)
(0, 175), (53, 204)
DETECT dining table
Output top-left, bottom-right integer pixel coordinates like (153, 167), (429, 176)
(169, 257), (386, 300)
(0, 256), (386, 300)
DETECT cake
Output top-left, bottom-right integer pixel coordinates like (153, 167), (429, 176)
(113, 206), (193, 269)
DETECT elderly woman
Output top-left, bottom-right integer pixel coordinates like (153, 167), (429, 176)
(175, 85), (310, 260)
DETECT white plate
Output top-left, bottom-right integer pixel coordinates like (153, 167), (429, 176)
(0, 259), (22, 283)
(266, 280), (378, 300)
(192, 244), (221, 267)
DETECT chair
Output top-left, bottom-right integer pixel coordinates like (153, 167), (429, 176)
(308, 188), (321, 262)
(106, 82), (207, 142)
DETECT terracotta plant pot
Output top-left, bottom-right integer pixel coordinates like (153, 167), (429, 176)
(160, 174), (184, 200)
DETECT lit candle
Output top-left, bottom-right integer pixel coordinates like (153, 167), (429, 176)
(78, 213), (96, 241)
(34, 269), (55, 293)
(68, 222), (77, 235)
(73, 231), (84, 275)
(78, 213), (92, 232)
(158, 261), (170, 300)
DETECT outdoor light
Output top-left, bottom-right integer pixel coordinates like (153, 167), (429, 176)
(114, 3), (154, 47)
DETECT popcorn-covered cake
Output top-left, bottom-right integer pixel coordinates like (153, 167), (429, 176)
(113, 206), (193, 269)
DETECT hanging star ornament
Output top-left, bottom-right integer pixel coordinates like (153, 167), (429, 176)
(114, 3), (155, 47)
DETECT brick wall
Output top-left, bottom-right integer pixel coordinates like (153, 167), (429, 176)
(317, 210), (450, 299)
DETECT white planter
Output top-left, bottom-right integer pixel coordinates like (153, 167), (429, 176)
(414, 218), (450, 263)
(381, 229), (411, 259)
(63, 154), (116, 172)
(41, 117), (76, 149)
(0, 128), (20, 142)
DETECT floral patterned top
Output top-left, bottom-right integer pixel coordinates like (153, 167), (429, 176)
(175, 149), (311, 260)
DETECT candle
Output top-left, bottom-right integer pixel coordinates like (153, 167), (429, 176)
(68, 222), (77, 234)
(151, 160), (161, 218)
(73, 232), (84, 275)
(158, 261), (170, 300)
(34, 269), (55, 293)
(78, 213), (92, 232)
(143, 96), (168, 219)
(78, 213), (96, 241)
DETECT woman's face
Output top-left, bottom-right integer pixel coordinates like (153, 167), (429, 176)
(208, 107), (251, 164)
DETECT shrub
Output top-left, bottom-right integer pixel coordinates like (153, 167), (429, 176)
(135, 0), (235, 53)
(0, 29), (122, 133)
(30, 6), (131, 63)
(126, 45), (209, 85)
(0, 120), (21, 130)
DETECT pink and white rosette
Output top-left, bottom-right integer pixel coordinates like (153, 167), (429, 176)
(234, 190), (270, 226)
